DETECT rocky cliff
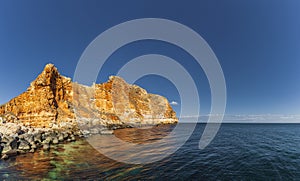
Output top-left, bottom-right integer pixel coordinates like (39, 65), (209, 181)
(0, 64), (178, 129)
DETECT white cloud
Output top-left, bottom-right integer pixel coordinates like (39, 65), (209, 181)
(170, 101), (179, 106)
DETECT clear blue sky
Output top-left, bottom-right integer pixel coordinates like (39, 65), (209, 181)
(0, 0), (299, 115)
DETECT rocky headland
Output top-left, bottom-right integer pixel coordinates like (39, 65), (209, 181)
(0, 64), (178, 159)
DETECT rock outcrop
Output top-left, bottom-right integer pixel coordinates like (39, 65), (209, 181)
(0, 64), (74, 128)
(0, 63), (178, 130)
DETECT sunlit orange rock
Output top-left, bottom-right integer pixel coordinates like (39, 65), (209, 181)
(0, 64), (178, 129)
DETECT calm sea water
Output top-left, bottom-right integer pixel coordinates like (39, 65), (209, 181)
(1, 123), (300, 180)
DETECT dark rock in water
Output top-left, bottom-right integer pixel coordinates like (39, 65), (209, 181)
(18, 140), (30, 150)
(9, 138), (19, 150)
(17, 129), (25, 135)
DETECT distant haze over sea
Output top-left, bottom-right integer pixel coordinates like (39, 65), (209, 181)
(179, 114), (300, 123)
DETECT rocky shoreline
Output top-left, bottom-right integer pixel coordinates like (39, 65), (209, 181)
(0, 118), (177, 160)
(0, 120), (116, 160)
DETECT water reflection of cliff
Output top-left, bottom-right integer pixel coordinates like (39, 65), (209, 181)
(5, 125), (175, 179)
(11, 140), (122, 179)
(114, 124), (174, 144)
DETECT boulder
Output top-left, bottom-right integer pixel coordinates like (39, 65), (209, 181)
(100, 129), (114, 135)
(1, 145), (12, 154)
(18, 140), (30, 150)
(33, 133), (42, 143)
(9, 138), (19, 150)
(42, 143), (50, 151)
(58, 134), (64, 142)
(1, 154), (9, 159)
(52, 138), (59, 144)
(30, 142), (37, 149)
(90, 128), (99, 134)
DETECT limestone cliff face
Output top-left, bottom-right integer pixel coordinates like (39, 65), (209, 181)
(0, 64), (177, 129)
(93, 76), (177, 125)
(0, 64), (74, 128)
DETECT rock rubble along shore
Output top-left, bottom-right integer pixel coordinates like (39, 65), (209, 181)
(0, 63), (178, 158)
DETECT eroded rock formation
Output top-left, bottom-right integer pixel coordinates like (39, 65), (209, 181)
(0, 64), (178, 129)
